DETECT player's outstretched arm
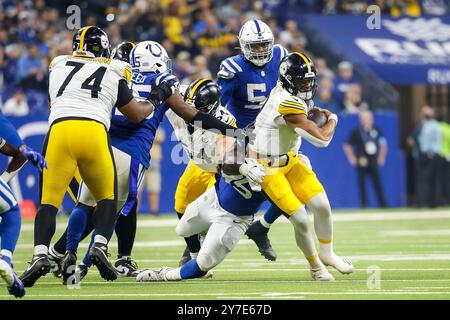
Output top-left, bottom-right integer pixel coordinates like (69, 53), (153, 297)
(116, 79), (157, 123)
(0, 114), (47, 171)
(284, 112), (337, 148)
(165, 91), (239, 138)
(0, 139), (28, 182)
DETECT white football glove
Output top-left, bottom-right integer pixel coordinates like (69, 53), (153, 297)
(239, 158), (266, 192)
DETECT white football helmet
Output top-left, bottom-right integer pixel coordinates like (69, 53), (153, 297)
(130, 41), (172, 74)
(238, 19), (274, 67)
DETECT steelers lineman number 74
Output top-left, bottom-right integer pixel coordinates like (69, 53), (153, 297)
(57, 61), (107, 98)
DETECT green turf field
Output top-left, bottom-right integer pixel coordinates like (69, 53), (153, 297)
(2, 208), (450, 300)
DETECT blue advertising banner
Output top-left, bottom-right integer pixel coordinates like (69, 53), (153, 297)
(303, 14), (450, 84)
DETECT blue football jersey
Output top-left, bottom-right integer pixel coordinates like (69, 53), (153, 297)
(109, 72), (171, 168)
(215, 175), (266, 216)
(217, 44), (288, 128)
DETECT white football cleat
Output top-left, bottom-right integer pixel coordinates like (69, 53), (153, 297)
(310, 266), (335, 281)
(136, 267), (174, 282)
(320, 254), (354, 274)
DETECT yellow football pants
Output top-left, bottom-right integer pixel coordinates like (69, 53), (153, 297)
(174, 161), (216, 214)
(40, 119), (116, 208)
(262, 152), (325, 216)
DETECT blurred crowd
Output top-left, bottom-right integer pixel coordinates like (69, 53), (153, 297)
(2, 0), (443, 116)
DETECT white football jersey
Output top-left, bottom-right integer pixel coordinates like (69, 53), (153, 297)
(48, 55), (131, 129)
(166, 105), (236, 172)
(253, 82), (313, 156)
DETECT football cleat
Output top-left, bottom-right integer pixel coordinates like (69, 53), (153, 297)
(245, 220), (277, 261)
(48, 246), (63, 278)
(88, 242), (117, 281)
(178, 246), (191, 267)
(310, 266), (335, 281)
(319, 254), (354, 275)
(61, 250), (78, 285)
(114, 257), (140, 277)
(201, 270), (214, 279)
(19, 254), (51, 287)
(0, 259), (25, 298)
(136, 267), (174, 282)
(77, 264), (89, 281)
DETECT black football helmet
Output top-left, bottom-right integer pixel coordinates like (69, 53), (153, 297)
(184, 79), (220, 115)
(279, 52), (317, 100)
(72, 26), (110, 58)
(111, 41), (136, 64)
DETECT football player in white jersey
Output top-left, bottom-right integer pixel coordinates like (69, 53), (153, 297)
(250, 52), (354, 277)
(167, 79), (241, 268)
(19, 26), (174, 287)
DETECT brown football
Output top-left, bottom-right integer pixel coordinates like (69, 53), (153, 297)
(307, 108), (327, 128)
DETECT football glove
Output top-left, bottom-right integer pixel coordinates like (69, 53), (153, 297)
(147, 72), (180, 107)
(239, 158), (266, 192)
(20, 145), (47, 172)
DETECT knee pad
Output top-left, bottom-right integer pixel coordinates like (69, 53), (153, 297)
(197, 252), (217, 271)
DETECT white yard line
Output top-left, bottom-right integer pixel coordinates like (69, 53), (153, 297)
(18, 210), (450, 231)
(381, 230), (450, 237)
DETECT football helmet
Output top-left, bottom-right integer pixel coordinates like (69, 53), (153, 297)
(184, 79), (220, 115)
(238, 19), (274, 67)
(130, 41), (172, 74)
(72, 26), (110, 58)
(111, 41), (136, 64)
(279, 52), (317, 100)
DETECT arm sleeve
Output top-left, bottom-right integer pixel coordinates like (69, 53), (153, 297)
(0, 113), (24, 149)
(115, 79), (134, 109)
(190, 111), (238, 138)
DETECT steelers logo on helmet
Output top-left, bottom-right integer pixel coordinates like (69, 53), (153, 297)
(279, 61), (288, 76)
(100, 35), (109, 49)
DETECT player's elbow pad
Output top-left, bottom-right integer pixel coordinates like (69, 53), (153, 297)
(294, 127), (331, 148)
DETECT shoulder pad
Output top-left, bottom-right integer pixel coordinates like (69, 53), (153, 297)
(278, 93), (307, 116)
(49, 55), (68, 71)
(217, 68), (235, 80)
(274, 44), (288, 61)
(215, 106), (237, 127)
(110, 59), (132, 83)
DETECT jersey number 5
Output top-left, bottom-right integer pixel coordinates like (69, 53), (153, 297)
(57, 61), (107, 98)
(246, 83), (267, 109)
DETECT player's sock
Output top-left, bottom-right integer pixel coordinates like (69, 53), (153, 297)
(289, 206), (321, 268)
(0, 250), (13, 266)
(34, 204), (58, 250)
(307, 193), (334, 253)
(92, 199), (117, 241)
(115, 203), (137, 258)
(177, 211), (201, 256)
(53, 210), (95, 254)
(0, 205), (21, 257)
(179, 259), (207, 279)
(262, 205), (283, 226)
(66, 204), (91, 252)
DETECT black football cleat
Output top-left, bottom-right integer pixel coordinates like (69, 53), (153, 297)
(89, 242), (117, 281)
(61, 250), (78, 285)
(178, 246), (191, 267)
(48, 246), (63, 278)
(245, 220), (277, 261)
(78, 264), (89, 281)
(19, 254), (51, 287)
(114, 257), (139, 277)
